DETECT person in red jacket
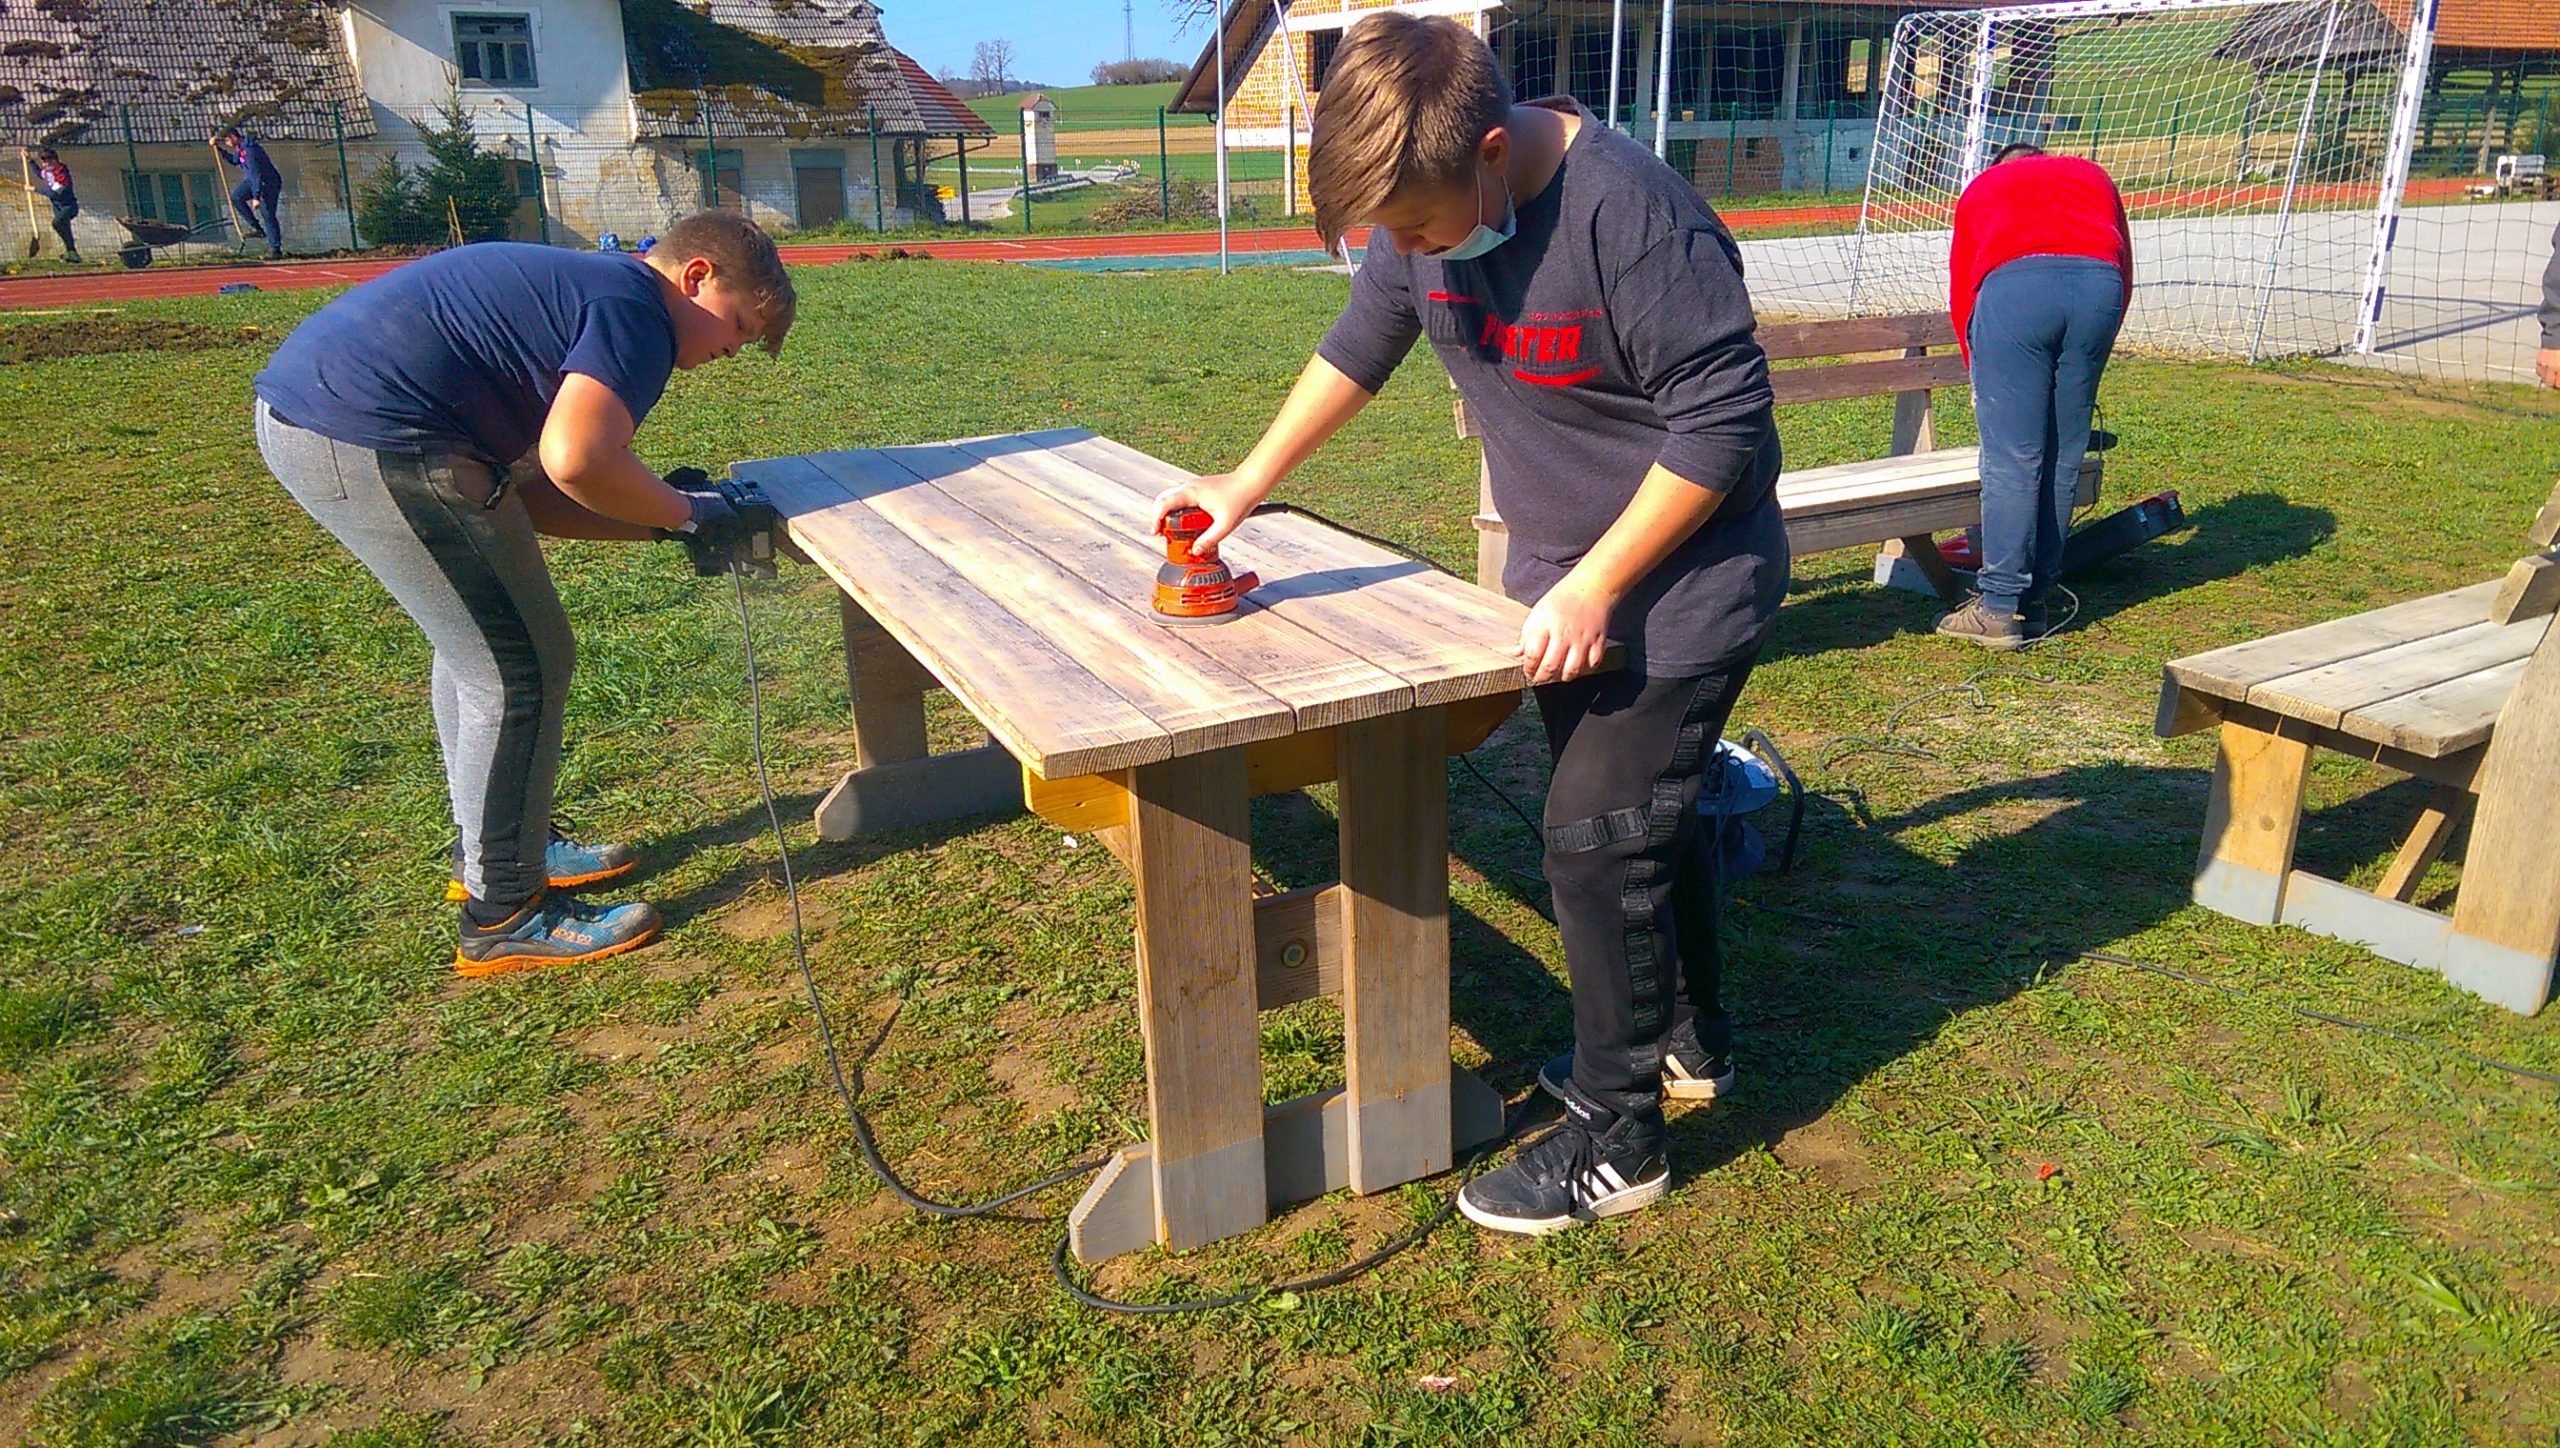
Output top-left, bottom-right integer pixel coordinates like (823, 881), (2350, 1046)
(1936, 143), (2131, 649)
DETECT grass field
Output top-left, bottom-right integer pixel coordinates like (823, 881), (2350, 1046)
(969, 83), (1205, 135)
(4, 263), (2560, 1446)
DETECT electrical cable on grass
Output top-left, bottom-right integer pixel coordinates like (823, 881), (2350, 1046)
(1054, 1097), (1543, 1315)
(731, 567), (1108, 1221)
(2076, 951), (2560, 1091)
(1815, 585), (2082, 774)
(726, 566), (1540, 1306)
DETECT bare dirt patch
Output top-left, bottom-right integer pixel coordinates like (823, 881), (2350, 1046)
(0, 317), (265, 365)
(1773, 1116), (1882, 1196)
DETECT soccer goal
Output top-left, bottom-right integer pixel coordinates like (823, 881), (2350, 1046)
(1807, 0), (2556, 384)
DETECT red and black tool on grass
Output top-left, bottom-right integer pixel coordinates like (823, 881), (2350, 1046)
(1152, 505), (1258, 624)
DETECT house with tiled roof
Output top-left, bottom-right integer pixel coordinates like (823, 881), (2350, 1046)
(1173, 0), (1992, 209)
(0, 0), (988, 256)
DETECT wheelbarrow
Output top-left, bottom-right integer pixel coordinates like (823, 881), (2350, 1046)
(112, 215), (208, 268)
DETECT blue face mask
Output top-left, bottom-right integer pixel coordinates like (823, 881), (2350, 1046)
(1430, 164), (1515, 262)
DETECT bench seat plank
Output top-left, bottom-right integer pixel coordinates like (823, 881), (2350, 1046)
(2247, 618), (2545, 732)
(2164, 583), (2503, 705)
(2346, 654), (2535, 758)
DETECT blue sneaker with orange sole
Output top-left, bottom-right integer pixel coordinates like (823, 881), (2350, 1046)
(446, 827), (639, 903)
(454, 891), (662, 979)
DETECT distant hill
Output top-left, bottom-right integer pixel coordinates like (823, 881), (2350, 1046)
(967, 82), (1207, 132)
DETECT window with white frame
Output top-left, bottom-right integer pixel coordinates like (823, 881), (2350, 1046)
(454, 13), (537, 87)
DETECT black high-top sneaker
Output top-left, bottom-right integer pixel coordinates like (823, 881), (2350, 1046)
(1459, 1080), (1670, 1236)
(1539, 1015), (1736, 1104)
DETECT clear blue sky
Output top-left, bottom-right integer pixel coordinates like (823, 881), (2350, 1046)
(882, 1), (1208, 88)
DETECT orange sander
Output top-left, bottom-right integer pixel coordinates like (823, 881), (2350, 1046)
(1152, 506), (1258, 624)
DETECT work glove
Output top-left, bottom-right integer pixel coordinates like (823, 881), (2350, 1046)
(659, 471), (780, 578)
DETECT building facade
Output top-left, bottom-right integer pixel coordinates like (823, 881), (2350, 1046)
(0, 0), (988, 258)
(1174, 0), (1982, 208)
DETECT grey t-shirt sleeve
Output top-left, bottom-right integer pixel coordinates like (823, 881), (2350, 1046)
(2542, 219), (2560, 348)
(1607, 225), (1775, 493)
(1316, 247), (1424, 393)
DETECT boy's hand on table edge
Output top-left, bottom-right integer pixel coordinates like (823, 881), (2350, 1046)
(1152, 472), (1268, 560)
(1518, 573), (1618, 686)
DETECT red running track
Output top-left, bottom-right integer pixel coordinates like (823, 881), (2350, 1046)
(0, 226), (1369, 309)
(0, 182), (2472, 311)
(0, 210), (1860, 309)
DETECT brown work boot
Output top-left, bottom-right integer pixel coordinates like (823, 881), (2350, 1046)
(1935, 596), (2027, 652)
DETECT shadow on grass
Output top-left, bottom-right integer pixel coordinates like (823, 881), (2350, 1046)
(640, 789), (1021, 929)
(1663, 760), (2212, 1175)
(1764, 492), (2337, 661)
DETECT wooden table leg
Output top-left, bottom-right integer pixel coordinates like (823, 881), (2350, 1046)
(1336, 707), (1453, 1193)
(1882, 534), (1964, 600)
(2193, 716), (2314, 926)
(2447, 618), (2560, 1014)
(1126, 746), (1267, 1250)
(2377, 784), (2469, 904)
(844, 595), (928, 769)
(815, 595), (1021, 841)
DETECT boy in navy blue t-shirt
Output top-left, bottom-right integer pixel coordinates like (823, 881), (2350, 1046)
(254, 211), (796, 977)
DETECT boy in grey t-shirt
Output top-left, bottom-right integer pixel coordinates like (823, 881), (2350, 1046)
(1154, 11), (1784, 1235)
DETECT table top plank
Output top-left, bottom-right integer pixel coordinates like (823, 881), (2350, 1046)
(875, 442), (1417, 733)
(737, 455), (1173, 778)
(802, 449), (1297, 761)
(2165, 582), (2502, 703)
(979, 431), (1530, 706)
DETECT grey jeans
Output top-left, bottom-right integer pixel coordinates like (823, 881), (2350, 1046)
(255, 400), (571, 907)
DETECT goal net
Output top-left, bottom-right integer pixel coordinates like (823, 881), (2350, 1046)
(1773, 0), (2556, 384)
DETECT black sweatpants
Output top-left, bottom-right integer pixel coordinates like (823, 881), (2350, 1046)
(1538, 661), (1757, 1120)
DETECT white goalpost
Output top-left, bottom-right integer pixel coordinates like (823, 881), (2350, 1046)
(1770, 0), (2558, 385)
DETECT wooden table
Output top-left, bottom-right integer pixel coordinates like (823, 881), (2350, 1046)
(2158, 581), (2560, 1015)
(732, 429), (1533, 1260)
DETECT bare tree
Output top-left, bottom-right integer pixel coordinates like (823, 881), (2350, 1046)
(1163, 0), (1217, 34)
(970, 38), (1016, 96)
(1091, 58), (1186, 85)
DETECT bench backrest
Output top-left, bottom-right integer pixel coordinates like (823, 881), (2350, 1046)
(1456, 311), (1962, 587)
(1758, 313), (1966, 408)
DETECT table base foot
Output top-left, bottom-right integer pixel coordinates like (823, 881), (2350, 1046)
(1067, 1066), (1504, 1265)
(813, 744), (1023, 841)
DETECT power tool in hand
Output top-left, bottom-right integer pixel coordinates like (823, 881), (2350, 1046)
(661, 468), (780, 579)
(1152, 506), (1258, 623)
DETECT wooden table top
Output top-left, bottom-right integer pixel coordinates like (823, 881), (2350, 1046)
(2164, 581), (2551, 759)
(737, 429), (1531, 780)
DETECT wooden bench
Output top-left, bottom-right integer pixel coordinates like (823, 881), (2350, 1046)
(2156, 490), (2560, 1015)
(1466, 313), (2104, 599)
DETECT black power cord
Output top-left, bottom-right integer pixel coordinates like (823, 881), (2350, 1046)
(724, 566), (1541, 1311)
(730, 567), (1110, 1221)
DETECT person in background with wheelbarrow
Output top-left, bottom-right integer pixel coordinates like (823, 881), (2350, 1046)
(213, 126), (284, 259)
(23, 146), (79, 263)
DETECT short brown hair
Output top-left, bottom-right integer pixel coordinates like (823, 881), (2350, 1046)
(1306, 12), (1512, 255)
(656, 209), (798, 355)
